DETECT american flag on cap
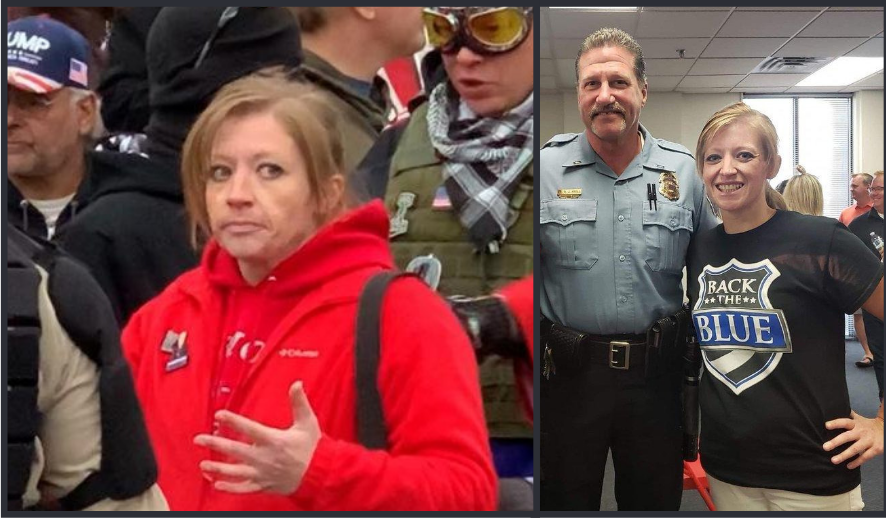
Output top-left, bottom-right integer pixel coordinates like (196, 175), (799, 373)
(69, 58), (88, 87)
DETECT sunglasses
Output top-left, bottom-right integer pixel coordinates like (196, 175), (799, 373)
(423, 7), (532, 56)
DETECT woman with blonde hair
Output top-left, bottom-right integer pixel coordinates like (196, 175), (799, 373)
(783, 165), (824, 216)
(122, 73), (496, 511)
(687, 102), (884, 511)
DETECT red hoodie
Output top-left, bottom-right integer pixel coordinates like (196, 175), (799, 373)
(123, 202), (496, 511)
(497, 276), (534, 422)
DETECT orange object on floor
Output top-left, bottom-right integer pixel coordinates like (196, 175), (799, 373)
(683, 457), (716, 511)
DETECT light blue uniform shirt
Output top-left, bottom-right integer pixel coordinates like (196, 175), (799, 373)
(540, 124), (717, 335)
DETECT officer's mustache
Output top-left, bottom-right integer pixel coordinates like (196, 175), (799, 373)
(590, 103), (627, 118)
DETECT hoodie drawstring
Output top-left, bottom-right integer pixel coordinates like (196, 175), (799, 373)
(18, 200), (30, 233)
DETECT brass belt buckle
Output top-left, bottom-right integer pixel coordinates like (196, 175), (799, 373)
(609, 340), (630, 370)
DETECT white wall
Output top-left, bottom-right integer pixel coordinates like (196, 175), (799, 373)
(540, 91), (739, 150)
(541, 90), (884, 175)
(539, 93), (564, 146)
(855, 90), (885, 174)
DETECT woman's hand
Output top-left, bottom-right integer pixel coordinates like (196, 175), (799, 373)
(193, 381), (321, 495)
(823, 410), (884, 469)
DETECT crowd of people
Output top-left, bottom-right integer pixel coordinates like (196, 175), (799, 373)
(540, 27), (883, 512)
(6, 7), (534, 512)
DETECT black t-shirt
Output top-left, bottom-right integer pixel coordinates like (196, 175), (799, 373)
(847, 208), (884, 259)
(687, 210), (883, 495)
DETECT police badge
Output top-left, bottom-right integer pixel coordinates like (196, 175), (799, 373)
(659, 171), (679, 201)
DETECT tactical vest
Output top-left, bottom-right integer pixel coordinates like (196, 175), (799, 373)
(6, 225), (158, 510)
(385, 104), (533, 438)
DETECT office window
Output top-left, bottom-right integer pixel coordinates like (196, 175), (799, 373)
(744, 96), (853, 218)
(745, 95), (857, 338)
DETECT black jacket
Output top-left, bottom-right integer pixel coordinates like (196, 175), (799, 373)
(56, 151), (198, 324)
(98, 7), (162, 133)
(7, 151), (135, 241)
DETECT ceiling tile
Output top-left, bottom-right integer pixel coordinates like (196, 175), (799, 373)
(552, 38), (586, 59)
(701, 38), (785, 58)
(783, 85), (847, 93)
(736, 86), (789, 93)
(736, 7), (822, 11)
(540, 59), (556, 77)
(644, 6), (732, 10)
(826, 7), (884, 11)
(647, 76), (682, 91)
(540, 37), (553, 59)
(849, 72), (884, 88)
(774, 38), (869, 58)
(678, 75), (745, 88)
(540, 76), (559, 91)
(846, 38), (885, 58)
(540, 7), (551, 39)
(675, 87), (733, 93)
(637, 11), (730, 38)
(548, 10), (639, 39)
(556, 59), (577, 85)
(646, 58), (694, 76)
(689, 58), (766, 75)
(737, 74), (807, 87)
(799, 12), (884, 38)
(718, 11), (820, 38)
(635, 38), (710, 59)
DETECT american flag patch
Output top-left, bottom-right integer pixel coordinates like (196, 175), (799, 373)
(432, 185), (452, 210)
(68, 58), (88, 86)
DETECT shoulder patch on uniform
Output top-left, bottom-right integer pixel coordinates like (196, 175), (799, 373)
(542, 133), (580, 149)
(656, 139), (695, 159)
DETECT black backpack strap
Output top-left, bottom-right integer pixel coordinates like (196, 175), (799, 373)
(355, 271), (414, 450)
(6, 227), (43, 511)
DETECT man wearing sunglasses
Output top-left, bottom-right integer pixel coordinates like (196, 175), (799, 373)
(849, 171), (886, 400)
(540, 28), (716, 510)
(382, 6), (534, 510)
(289, 7), (427, 171)
(7, 17), (99, 241)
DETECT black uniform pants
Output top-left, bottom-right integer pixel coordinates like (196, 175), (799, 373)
(541, 357), (683, 510)
(863, 310), (884, 398)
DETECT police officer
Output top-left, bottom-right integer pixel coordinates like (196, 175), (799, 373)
(539, 28), (716, 511)
(7, 223), (167, 511)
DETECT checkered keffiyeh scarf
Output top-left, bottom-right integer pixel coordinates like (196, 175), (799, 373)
(427, 82), (533, 253)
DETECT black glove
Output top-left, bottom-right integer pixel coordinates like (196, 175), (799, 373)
(448, 295), (528, 361)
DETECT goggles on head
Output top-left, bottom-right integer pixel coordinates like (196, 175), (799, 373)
(422, 7), (532, 56)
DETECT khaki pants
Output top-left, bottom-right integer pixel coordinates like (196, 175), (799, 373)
(709, 474), (864, 511)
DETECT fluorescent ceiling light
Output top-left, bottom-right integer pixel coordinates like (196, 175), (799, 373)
(549, 7), (639, 11)
(796, 57), (884, 87)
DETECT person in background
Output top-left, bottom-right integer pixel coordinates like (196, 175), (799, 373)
(8, 17), (100, 241)
(840, 173), (875, 226)
(288, 7), (427, 171)
(7, 223), (167, 512)
(122, 73), (496, 511)
(783, 165), (823, 216)
(848, 170), (885, 399)
(688, 102), (883, 512)
(842, 172), (877, 369)
(97, 7), (162, 133)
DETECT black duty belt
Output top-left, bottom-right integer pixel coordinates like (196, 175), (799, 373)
(542, 316), (648, 371)
(581, 333), (648, 370)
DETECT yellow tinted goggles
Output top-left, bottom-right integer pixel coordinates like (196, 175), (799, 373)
(423, 7), (532, 55)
